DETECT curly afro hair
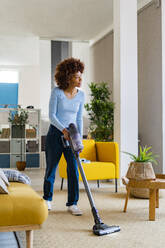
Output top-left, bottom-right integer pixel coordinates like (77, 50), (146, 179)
(55, 57), (84, 90)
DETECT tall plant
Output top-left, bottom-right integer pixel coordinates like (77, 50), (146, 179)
(85, 82), (114, 141)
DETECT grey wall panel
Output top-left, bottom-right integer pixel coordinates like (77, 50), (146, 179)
(51, 41), (61, 89)
(61, 42), (69, 61)
(90, 32), (113, 97)
(51, 41), (69, 89)
(138, 4), (162, 173)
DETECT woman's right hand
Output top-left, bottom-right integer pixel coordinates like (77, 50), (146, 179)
(62, 128), (70, 140)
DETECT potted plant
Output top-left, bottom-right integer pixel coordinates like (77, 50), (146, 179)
(85, 82), (114, 141)
(124, 145), (158, 198)
(8, 108), (29, 171)
(8, 108), (28, 138)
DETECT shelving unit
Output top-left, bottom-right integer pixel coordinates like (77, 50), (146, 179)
(0, 108), (41, 169)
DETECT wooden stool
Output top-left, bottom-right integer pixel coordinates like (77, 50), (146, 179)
(122, 174), (165, 221)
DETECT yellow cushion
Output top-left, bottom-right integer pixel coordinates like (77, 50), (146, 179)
(0, 182), (48, 227)
(79, 162), (115, 180)
(96, 142), (119, 163)
(59, 159), (116, 180)
(80, 139), (96, 161)
(96, 142), (119, 178)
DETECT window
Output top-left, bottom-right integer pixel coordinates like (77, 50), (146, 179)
(0, 70), (19, 108)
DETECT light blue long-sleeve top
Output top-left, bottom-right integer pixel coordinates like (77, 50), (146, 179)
(49, 87), (85, 136)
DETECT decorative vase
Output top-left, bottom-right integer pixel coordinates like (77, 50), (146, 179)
(126, 162), (156, 180)
(16, 161), (26, 171)
(12, 125), (25, 138)
(126, 162), (156, 198)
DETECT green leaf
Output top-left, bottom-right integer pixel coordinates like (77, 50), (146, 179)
(122, 145), (159, 165)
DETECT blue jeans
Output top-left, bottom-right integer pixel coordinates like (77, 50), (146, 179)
(43, 125), (79, 206)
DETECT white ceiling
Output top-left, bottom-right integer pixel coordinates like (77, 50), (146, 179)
(0, 0), (152, 42)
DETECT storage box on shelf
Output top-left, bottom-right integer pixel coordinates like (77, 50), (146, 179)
(0, 108), (41, 169)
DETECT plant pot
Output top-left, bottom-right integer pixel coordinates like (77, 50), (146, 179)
(126, 162), (156, 180)
(126, 162), (156, 198)
(12, 125), (25, 138)
(16, 161), (26, 171)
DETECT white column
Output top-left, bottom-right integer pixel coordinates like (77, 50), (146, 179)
(39, 40), (51, 118)
(162, 0), (165, 172)
(71, 41), (91, 136)
(113, 0), (138, 177)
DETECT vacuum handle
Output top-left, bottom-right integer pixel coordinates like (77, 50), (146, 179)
(61, 135), (70, 148)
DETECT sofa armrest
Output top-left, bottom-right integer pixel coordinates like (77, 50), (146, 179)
(95, 142), (119, 178)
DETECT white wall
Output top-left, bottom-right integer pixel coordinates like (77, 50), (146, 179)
(19, 66), (40, 108)
(0, 36), (39, 65)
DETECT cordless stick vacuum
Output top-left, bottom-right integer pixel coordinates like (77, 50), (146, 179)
(62, 123), (121, 236)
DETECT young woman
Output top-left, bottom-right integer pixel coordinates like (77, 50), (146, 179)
(43, 57), (85, 215)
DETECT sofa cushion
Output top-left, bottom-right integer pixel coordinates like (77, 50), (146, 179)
(0, 169), (9, 186)
(0, 177), (9, 194)
(80, 139), (96, 161)
(0, 182), (48, 226)
(3, 169), (31, 185)
(79, 162), (116, 180)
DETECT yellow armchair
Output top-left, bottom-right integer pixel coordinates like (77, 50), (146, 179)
(59, 139), (119, 192)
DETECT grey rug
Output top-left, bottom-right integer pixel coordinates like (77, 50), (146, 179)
(0, 232), (22, 248)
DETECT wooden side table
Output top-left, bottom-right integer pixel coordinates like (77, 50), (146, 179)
(122, 174), (165, 221)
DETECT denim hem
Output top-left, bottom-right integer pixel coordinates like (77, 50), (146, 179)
(43, 196), (52, 201)
(66, 202), (77, 206)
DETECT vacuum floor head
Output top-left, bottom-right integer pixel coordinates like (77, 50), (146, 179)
(93, 223), (121, 236)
